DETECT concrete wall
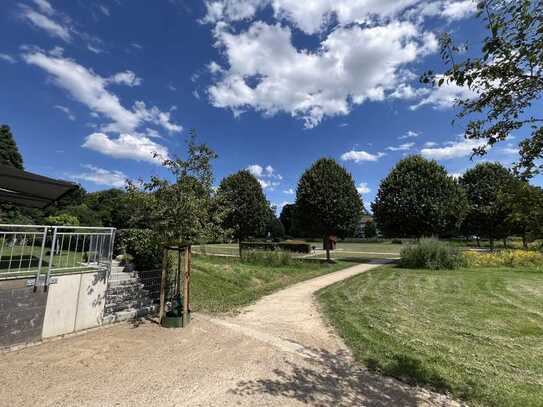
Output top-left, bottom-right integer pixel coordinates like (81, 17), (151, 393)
(42, 271), (107, 338)
(75, 271), (107, 331)
(0, 278), (48, 348)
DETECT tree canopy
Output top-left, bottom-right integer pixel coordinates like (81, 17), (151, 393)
(279, 203), (296, 236)
(216, 170), (270, 242)
(126, 133), (226, 243)
(372, 155), (468, 238)
(459, 162), (517, 248)
(0, 124), (23, 170)
(426, 0), (543, 178)
(294, 158), (363, 260)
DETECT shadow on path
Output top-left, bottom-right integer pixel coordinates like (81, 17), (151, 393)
(230, 347), (457, 406)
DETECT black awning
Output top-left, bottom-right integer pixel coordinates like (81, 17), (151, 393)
(0, 165), (77, 209)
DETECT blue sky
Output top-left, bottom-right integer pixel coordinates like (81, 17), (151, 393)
(1, 0), (541, 212)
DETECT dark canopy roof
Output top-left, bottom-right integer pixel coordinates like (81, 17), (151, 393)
(0, 165), (77, 209)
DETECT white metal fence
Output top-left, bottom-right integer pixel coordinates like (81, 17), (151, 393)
(0, 224), (115, 286)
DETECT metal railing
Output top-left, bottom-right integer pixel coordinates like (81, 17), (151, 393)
(0, 224), (115, 286)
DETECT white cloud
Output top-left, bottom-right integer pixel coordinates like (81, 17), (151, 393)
(440, 0), (477, 20)
(247, 163), (282, 189)
(420, 137), (486, 160)
(32, 0), (54, 15)
(72, 165), (127, 188)
(501, 144), (519, 156)
(357, 182), (371, 194)
(410, 76), (476, 110)
(20, 5), (72, 42)
(449, 172), (463, 179)
(283, 188), (294, 195)
(341, 150), (385, 163)
(54, 105), (76, 121)
(209, 21), (437, 128)
(203, 0), (430, 34)
(386, 142), (415, 151)
(23, 51), (138, 132)
(82, 133), (169, 164)
(0, 53), (16, 64)
(424, 141), (438, 147)
(108, 70), (142, 87)
(208, 61), (223, 74)
(398, 130), (419, 140)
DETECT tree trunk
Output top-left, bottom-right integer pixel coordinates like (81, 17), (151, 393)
(522, 232), (528, 249)
(238, 238), (242, 258)
(476, 236), (480, 248)
(503, 238), (507, 249)
(323, 236), (331, 262)
(489, 236), (494, 251)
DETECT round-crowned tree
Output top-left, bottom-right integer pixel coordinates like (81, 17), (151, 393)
(279, 203), (296, 236)
(372, 155), (467, 238)
(217, 170), (270, 245)
(459, 162), (517, 249)
(294, 158), (363, 261)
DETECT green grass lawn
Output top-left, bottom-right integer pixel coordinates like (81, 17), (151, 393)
(190, 255), (354, 313)
(317, 266), (543, 407)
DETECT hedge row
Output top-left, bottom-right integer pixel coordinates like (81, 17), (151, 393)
(240, 241), (311, 254)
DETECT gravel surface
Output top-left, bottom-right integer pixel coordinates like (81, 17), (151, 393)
(0, 261), (463, 406)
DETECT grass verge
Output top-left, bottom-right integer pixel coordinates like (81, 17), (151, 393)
(317, 266), (543, 407)
(190, 255), (354, 313)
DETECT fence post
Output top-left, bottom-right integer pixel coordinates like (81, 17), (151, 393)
(34, 226), (48, 288)
(183, 245), (191, 324)
(158, 248), (169, 324)
(45, 227), (58, 288)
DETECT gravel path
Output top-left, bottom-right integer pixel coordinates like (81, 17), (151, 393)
(0, 261), (463, 406)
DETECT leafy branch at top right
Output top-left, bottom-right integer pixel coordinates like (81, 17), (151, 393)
(422, 0), (543, 178)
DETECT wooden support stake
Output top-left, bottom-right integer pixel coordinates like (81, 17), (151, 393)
(183, 245), (191, 323)
(158, 248), (169, 324)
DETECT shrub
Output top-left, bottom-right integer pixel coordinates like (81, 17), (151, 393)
(464, 250), (543, 270)
(400, 239), (467, 270)
(240, 241), (311, 254)
(241, 249), (298, 267)
(115, 229), (162, 270)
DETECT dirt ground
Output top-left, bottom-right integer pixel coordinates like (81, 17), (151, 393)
(0, 262), (463, 406)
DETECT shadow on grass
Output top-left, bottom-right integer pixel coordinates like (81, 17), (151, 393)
(230, 348), (457, 406)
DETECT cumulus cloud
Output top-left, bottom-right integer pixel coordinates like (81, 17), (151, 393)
(341, 150), (385, 163)
(386, 142), (415, 152)
(82, 133), (169, 164)
(247, 163), (282, 189)
(209, 21), (438, 128)
(203, 0), (432, 34)
(410, 76), (476, 110)
(108, 70), (142, 87)
(23, 50), (182, 163)
(420, 137), (486, 160)
(72, 165), (127, 188)
(32, 0), (54, 15)
(357, 182), (371, 194)
(283, 188), (294, 195)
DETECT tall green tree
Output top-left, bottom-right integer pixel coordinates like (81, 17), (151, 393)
(216, 170), (270, 247)
(294, 158), (363, 261)
(499, 180), (543, 248)
(425, 0), (543, 178)
(0, 125), (23, 170)
(279, 203), (296, 236)
(459, 162), (517, 249)
(372, 156), (468, 238)
(85, 189), (131, 228)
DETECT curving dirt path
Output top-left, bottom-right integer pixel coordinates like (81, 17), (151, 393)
(0, 261), (463, 406)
